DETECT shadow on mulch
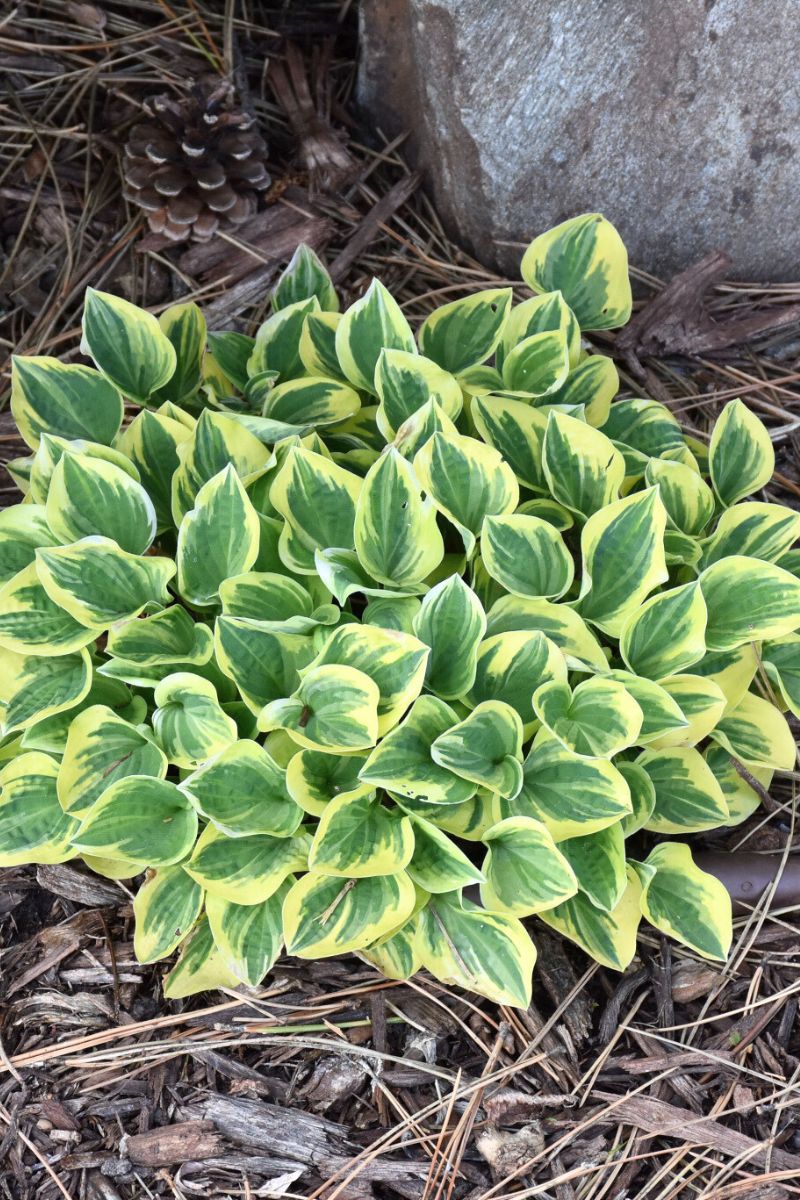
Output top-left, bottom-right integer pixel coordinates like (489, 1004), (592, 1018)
(1, 3), (800, 1198)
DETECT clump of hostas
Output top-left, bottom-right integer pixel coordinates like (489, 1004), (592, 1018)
(3, 217), (799, 1005)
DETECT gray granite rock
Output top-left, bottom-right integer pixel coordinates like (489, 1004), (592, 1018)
(359, 0), (800, 279)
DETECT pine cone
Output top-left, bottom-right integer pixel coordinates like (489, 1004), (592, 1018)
(122, 81), (271, 243)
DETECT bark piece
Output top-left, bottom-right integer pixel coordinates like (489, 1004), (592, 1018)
(594, 1091), (800, 1172)
(123, 1120), (222, 1167)
(616, 252), (800, 376)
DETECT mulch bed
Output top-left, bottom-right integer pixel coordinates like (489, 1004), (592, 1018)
(1, 4), (800, 1198)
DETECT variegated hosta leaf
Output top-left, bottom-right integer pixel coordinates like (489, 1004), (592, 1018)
(259, 664), (380, 753)
(263, 377), (360, 429)
(761, 635), (800, 717)
(664, 529), (702, 569)
(374, 349), (462, 439)
(153, 302), (204, 405)
(29, 432), (140, 507)
(405, 815), (484, 892)
(206, 883), (290, 985)
(692, 644), (759, 712)
(471, 393), (549, 493)
(542, 411), (624, 518)
(640, 843), (732, 960)
(467, 630), (567, 727)
(115, 408), (192, 533)
(558, 822), (626, 912)
(652, 674), (727, 748)
(501, 329), (570, 396)
(517, 497), (574, 531)
(5, 454), (33, 495)
(171, 409), (272, 526)
(416, 890), (535, 1008)
(360, 916), (421, 981)
(486, 595), (608, 672)
(601, 397), (685, 461)
(546, 354), (619, 427)
(413, 575), (486, 700)
(313, 548), (394, 605)
(521, 213), (632, 331)
(181, 739), (303, 838)
(414, 431), (518, 555)
(418, 288), (512, 375)
(430, 701), (523, 800)
(0, 563), (102, 655)
(219, 572), (330, 632)
(354, 448), (444, 588)
(335, 279), (416, 393)
(497, 291), (581, 373)
(36, 536), (175, 629)
(0, 752), (79, 866)
(364, 595), (421, 635)
(539, 866), (642, 971)
(700, 502), (800, 568)
(606, 671), (688, 744)
(620, 581), (707, 680)
(82, 288), (176, 402)
(575, 487), (668, 637)
(72, 776), (197, 866)
(153, 672), (237, 769)
(704, 745), (771, 827)
(286, 749), (369, 816)
(638, 746), (729, 833)
(309, 791), (414, 877)
(177, 466), (260, 607)
(617, 761), (656, 837)
(359, 695), (476, 806)
(206, 331), (254, 391)
(215, 616), (314, 715)
(644, 459), (715, 536)
(421, 790), (501, 842)
(186, 823), (309, 904)
(249, 296), (320, 383)
(481, 816), (577, 916)
(273, 244), (339, 313)
(0, 646), (92, 733)
(699, 556), (800, 650)
(533, 676), (642, 759)
(107, 605), (212, 666)
(11, 356), (123, 450)
(0, 504), (59, 586)
(133, 865), (204, 963)
(302, 623), (429, 736)
(46, 451), (156, 555)
(392, 397), (459, 460)
(269, 446), (362, 574)
(18, 674), (135, 754)
(83, 852), (141, 880)
(710, 691), (795, 771)
(481, 514), (573, 600)
(163, 917), (241, 999)
(709, 398), (774, 507)
(506, 734), (631, 839)
(283, 870), (416, 958)
(58, 704), (167, 817)
(299, 311), (345, 380)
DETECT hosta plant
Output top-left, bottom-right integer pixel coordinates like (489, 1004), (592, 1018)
(2, 214), (799, 1008)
